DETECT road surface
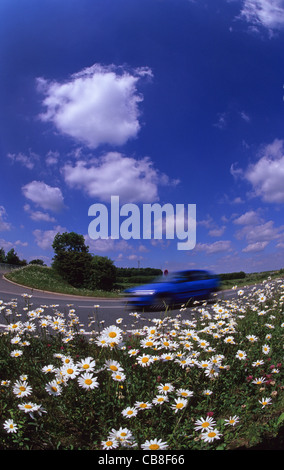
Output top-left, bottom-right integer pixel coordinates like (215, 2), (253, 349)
(0, 271), (253, 331)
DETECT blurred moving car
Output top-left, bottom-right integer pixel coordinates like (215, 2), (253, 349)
(124, 269), (220, 310)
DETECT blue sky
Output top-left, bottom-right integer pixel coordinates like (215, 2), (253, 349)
(1, 0), (284, 274)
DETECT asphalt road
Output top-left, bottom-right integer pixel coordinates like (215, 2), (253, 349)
(0, 271), (247, 331)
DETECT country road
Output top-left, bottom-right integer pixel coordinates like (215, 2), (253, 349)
(0, 270), (263, 331)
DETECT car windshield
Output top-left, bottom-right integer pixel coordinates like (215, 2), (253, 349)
(153, 272), (191, 283)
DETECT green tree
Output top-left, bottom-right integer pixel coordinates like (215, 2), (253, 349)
(52, 232), (92, 288)
(89, 255), (117, 291)
(6, 248), (21, 265)
(29, 259), (46, 266)
(0, 248), (5, 263)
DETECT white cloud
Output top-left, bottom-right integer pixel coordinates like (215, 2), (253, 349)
(22, 181), (65, 212)
(37, 64), (152, 149)
(0, 206), (11, 232)
(235, 219), (283, 243)
(240, 0), (284, 33)
(24, 204), (56, 223)
(33, 226), (65, 250)
(62, 152), (176, 203)
(242, 241), (269, 252)
(195, 240), (232, 254)
(7, 151), (39, 169)
(233, 210), (262, 225)
(244, 139), (284, 203)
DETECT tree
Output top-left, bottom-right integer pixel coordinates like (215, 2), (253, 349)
(29, 259), (46, 266)
(6, 248), (22, 265)
(0, 248), (5, 263)
(52, 232), (93, 287)
(89, 255), (117, 291)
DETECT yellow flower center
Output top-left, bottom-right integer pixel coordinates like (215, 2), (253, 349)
(85, 379), (93, 385)
(19, 386), (26, 392)
(201, 422), (210, 428)
(149, 444), (159, 450)
(109, 332), (117, 338)
(142, 357), (149, 363)
(176, 403), (184, 409)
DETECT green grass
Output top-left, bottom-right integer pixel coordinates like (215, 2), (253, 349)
(0, 277), (283, 450)
(4, 265), (119, 298)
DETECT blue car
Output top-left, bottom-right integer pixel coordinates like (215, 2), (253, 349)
(124, 270), (220, 310)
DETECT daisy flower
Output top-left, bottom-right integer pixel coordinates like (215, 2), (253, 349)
(3, 419), (18, 434)
(10, 350), (23, 358)
(121, 407), (138, 419)
(128, 349), (139, 356)
(77, 357), (96, 371)
(252, 359), (264, 367)
(224, 416), (240, 426)
(141, 438), (168, 450)
(171, 398), (188, 413)
(134, 401), (152, 410)
(235, 350), (247, 360)
(176, 388), (194, 398)
(200, 429), (222, 443)
(194, 416), (216, 431)
(42, 365), (55, 374)
(101, 325), (123, 343)
(152, 395), (169, 406)
(12, 380), (32, 398)
(246, 335), (258, 343)
(77, 372), (99, 390)
(45, 380), (63, 396)
(136, 354), (153, 367)
(157, 383), (175, 394)
(109, 427), (134, 443)
(262, 344), (270, 355)
(61, 363), (80, 380)
(101, 439), (119, 450)
(252, 377), (267, 385)
(105, 359), (124, 373)
(259, 397), (272, 408)
(18, 402), (39, 414)
(111, 372), (126, 382)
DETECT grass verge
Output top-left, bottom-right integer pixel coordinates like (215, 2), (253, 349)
(4, 265), (119, 298)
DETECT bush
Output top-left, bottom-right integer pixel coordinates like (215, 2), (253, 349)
(88, 255), (117, 291)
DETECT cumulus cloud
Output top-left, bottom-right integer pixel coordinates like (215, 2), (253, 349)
(22, 181), (65, 212)
(33, 226), (65, 250)
(233, 210), (262, 225)
(239, 0), (284, 33)
(195, 240), (232, 254)
(37, 64), (152, 149)
(0, 206), (11, 232)
(242, 241), (269, 252)
(244, 139), (284, 203)
(62, 151), (177, 203)
(24, 204), (56, 223)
